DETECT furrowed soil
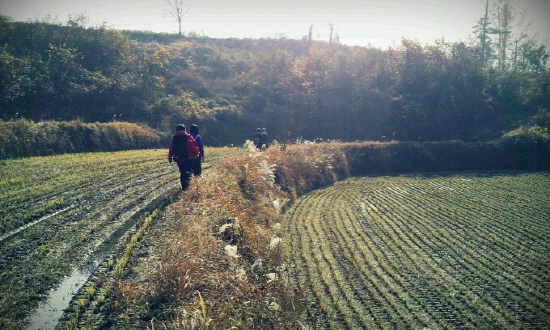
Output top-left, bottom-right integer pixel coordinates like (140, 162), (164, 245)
(61, 169), (550, 330)
(6, 149), (549, 330)
(285, 171), (550, 329)
(0, 148), (242, 330)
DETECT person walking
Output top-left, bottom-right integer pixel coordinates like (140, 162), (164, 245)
(254, 128), (263, 150)
(168, 124), (194, 190)
(189, 124), (205, 177)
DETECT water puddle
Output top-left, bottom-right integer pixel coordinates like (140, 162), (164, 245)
(24, 183), (180, 330)
(24, 212), (140, 330)
(24, 262), (97, 330)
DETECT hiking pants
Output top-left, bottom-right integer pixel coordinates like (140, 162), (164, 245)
(177, 160), (193, 190)
(192, 158), (202, 177)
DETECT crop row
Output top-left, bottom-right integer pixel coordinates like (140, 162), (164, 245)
(0, 150), (167, 235)
(0, 147), (243, 329)
(0, 147), (242, 236)
(284, 172), (550, 329)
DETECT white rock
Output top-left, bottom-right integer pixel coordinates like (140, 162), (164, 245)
(233, 220), (241, 231)
(252, 259), (263, 272)
(224, 245), (239, 258)
(269, 237), (282, 249)
(266, 273), (278, 282)
(298, 321), (312, 330)
(219, 223), (233, 234)
(269, 301), (281, 311)
(236, 267), (246, 281)
(273, 199), (281, 214)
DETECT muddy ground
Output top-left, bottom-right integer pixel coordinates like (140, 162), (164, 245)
(0, 150), (240, 330)
(56, 198), (182, 329)
(0, 161), (178, 329)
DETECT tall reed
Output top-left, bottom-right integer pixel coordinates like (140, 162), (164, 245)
(141, 141), (349, 329)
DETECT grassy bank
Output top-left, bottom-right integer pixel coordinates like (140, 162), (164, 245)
(98, 142), (349, 329)
(344, 129), (550, 176)
(0, 119), (165, 159)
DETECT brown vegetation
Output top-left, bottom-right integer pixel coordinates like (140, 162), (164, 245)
(0, 119), (164, 159)
(344, 130), (550, 175)
(107, 142), (349, 329)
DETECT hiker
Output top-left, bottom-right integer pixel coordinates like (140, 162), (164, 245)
(254, 128), (263, 150)
(261, 128), (269, 150)
(168, 124), (197, 190)
(189, 124), (205, 176)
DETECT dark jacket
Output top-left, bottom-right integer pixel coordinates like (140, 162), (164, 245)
(168, 130), (191, 163)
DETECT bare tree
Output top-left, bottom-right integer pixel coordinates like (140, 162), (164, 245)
(491, 0), (514, 71)
(473, 0), (492, 66)
(510, 8), (534, 70)
(472, 0), (548, 72)
(328, 22), (334, 44)
(165, 0), (190, 35)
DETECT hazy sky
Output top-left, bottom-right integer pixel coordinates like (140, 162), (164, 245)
(1, 0), (549, 48)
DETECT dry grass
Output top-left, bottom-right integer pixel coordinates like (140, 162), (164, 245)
(63, 138), (549, 328)
(0, 119), (163, 159)
(114, 141), (350, 329)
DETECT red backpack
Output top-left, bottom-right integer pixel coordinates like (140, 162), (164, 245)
(172, 133), (200, 161)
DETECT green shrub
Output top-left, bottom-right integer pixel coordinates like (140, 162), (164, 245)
(501, 125), (550, 169)
(343, 137), (549, 175)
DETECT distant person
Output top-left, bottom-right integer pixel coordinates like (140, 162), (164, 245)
(261, 128), (269, 150)
(168, 124), (196, 190)
(254, 128), (263, 150)
(189, 124), (205, 176)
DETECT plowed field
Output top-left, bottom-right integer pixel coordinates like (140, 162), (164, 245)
(0, 147), (241, 330)
(285, 172), (550, 329)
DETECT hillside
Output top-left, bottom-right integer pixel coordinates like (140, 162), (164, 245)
(1, 15), (549, 147)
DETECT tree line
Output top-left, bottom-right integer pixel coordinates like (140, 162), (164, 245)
(473, 0), (548, 73)
(0, 1), (548, 147)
